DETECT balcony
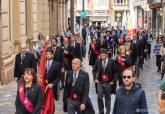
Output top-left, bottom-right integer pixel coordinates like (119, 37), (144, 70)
(112, 3), (129, 11)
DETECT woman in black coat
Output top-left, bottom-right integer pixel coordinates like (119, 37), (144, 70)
(15, 68), (43, 114)
(88, 37), (100, 67)
(114, 45), (132, 86)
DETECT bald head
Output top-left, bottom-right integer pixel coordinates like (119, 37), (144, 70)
(72, 58), (81, 71)
(20, 43), (27, 54)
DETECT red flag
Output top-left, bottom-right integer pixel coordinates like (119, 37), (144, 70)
(38, 43), (55, 114)
(40, 87), (55, 114)
(38, 43), (48, 88)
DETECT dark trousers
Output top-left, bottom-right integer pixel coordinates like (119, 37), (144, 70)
(60, 72), (65, 88)
(156, 55), (162, 71)
(139, 57), (144, 69)
(97, 83), (111, 114)
(67, 98), (82, 114)
(82, 35), (86, 45)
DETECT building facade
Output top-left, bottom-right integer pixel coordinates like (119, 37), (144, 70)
(130, 0), (151, 30)
(148, 0), (163, 36)
(73, 0), (110, 26)
(0, 0), (68, 84)
(110, 0), (130, 27)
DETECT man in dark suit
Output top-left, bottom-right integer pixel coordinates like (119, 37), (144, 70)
(92, 49), (115, 114)
(14, 43), (37, 81)
(45, 48), (61, 100)
(137, 30), (147, 70)
(62, 37), (74, 71)
(49, 37), (64, 89)
(82, 25), (87, 45)
(63, 58), (95, 114)
(71, 36), (82, 60)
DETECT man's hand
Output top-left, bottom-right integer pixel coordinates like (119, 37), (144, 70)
(80, 104), (86, 111)
(47, 84), (53, 88)
(95, 79), (99, 84)
(14, 77), (18, 82)
(61, 67), (65, 73)
(64, 50), (68, 54)
(109, 81), (114, 85)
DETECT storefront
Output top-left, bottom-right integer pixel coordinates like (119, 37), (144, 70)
(149, 3), (163, 36)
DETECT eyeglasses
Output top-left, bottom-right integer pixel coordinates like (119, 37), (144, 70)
(122, 75), (132, 79)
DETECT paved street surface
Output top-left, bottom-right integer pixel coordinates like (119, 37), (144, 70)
(0, 44), (161, 114)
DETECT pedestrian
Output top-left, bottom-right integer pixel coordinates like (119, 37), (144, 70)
(114, 45), (132, 86)
(113, 68), (148, 114)
(63, 58), (95, 114)
(153, 35), (163, 72)
(14, 43), (37, 83)
(160, 41), (165, 79)
(62, 37), (74, 71)
(49, 37), (65, 89)
(130, 33), (141, 78)
(88, 37), (100, 67)
(45, 48), (61, 101)
(157, 76), (165, 114)
(92, 48), (116, 114)
(15, 68), (43, 114)
(82, 24), (87, 45)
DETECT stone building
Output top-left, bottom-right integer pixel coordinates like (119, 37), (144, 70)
(0, 0), (68, 84)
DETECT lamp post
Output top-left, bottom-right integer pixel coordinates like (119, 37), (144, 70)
(82, 0), (85, 25)
(70, 0), (74, 33)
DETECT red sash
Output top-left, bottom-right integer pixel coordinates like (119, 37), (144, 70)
(68, 92), (78, 100)
(100, 74), (109, 81)
(18, 84), (34, 113)
(117, 55), (128, 69)
(91, 43), (99, 55)
(118, 55), (124, 65)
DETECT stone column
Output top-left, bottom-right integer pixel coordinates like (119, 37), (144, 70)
(65, 0), (68, 29)
(62, 0), (65, 32)
(54, 0), (58, 33)
(58, 0), (63, 34)
(49, 0), (53, 34)
(0, 0), (15, 84)
(26, 0), (33, 40)
(19, 0), (27, 43)
(32, 0), (38, 39)
(10, 0), (20, 52)
(63, 0), (68, 31)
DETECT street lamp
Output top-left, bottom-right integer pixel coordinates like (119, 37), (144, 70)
(70, 0), (74, 33)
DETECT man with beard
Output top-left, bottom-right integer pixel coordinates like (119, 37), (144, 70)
(113, 68), (148, 114)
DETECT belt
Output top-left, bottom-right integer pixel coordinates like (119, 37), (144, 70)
(68, 92), (79, 100)
(100, 74), (109, 81)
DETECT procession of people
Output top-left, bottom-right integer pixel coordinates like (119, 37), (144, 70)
(14, 24), (165, 114)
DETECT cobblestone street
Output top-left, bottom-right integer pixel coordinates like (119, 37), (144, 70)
(0, 49), (161, 114)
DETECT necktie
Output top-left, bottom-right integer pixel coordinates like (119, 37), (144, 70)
(21, 54), (25, 64)
(103, 60), (106, 70)
(22, 54), (25, 60)
(47, 61), (51, 71)
(72, 72), (77, 86)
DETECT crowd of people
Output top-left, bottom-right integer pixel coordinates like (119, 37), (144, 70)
(13, 24), (165, 114)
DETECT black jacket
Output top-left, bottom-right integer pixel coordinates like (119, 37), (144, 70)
(14, 52), (37, 79)
(92, 58), (115, 82)
(73, 42), (82, 60)
(113, 83), (148, 114)
(48, 46), (63, 63)
(15, 83), (44, 114)
(45, 61), (61, 86)
(63, 70), (95, 114)
(62, 44), (74, 70)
